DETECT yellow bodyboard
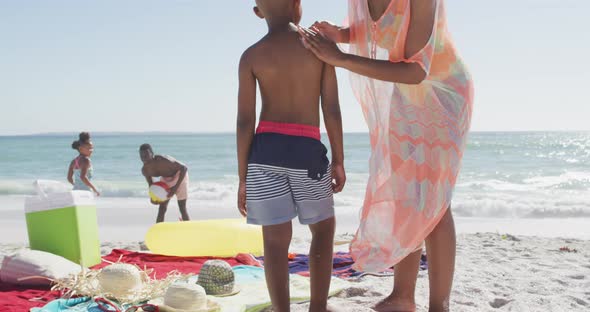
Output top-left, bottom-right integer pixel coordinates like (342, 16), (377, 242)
(145, 219), (263, 257)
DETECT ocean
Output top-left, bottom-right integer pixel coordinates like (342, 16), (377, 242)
(1, 132), (589, 242)
(1, 131), (589, 216)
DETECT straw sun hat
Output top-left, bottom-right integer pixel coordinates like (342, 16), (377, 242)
(97, 263), (145, 298)
(52, 263), (185, 306)
(196, 260), (240, 297)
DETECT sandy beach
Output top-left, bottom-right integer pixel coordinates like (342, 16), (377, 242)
(1, 230), (589, 311)
(2, 193), (590, 311)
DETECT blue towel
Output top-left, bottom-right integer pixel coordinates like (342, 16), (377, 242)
(30, 297), (138, 312)
(30, 297), (96, 312)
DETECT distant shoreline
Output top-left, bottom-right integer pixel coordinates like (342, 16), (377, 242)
(1, 130), (589, 137)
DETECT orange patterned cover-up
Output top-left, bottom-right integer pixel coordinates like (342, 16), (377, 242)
(348, 0), (474, 272)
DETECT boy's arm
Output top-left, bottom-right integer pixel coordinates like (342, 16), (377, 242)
(236, 50), (257, 216)
(142, 166), (158, 204)
(320, 63), (346, 193)
(142, 167), (153, 186)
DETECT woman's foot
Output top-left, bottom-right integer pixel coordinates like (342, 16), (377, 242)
(373, 295), (416, 312)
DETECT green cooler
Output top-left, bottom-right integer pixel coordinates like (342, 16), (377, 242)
(24, 190), (101, 267)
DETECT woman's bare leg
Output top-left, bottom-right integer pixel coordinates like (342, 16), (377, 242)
(373, 249), (421, 312)
(425, 207), (455, 312)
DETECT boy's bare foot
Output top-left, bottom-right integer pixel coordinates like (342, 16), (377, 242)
(372, 295), (416, 312)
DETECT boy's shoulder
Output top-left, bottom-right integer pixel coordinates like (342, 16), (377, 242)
(240, 38), (267, 67)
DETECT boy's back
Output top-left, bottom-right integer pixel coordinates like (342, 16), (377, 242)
(242, 30), (325, 126)
(236, 2), (345, 309)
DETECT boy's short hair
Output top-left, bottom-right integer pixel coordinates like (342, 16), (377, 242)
(255, 0), (293, 17)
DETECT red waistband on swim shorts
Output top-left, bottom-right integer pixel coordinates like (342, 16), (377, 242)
(256, 121), (320, 140)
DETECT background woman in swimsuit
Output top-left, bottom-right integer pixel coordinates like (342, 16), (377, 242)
(67, 132), (100, 196)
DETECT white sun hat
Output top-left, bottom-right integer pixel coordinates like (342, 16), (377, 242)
(150, 283), (220, 312)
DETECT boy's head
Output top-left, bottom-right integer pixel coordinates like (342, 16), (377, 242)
(139, 144), (154, 164)
(254, 0), (302, 25)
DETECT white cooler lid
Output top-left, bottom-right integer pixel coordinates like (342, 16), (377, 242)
(24, 191), (96, 213)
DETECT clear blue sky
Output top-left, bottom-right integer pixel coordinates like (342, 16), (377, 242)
(0, 0), (588, 135)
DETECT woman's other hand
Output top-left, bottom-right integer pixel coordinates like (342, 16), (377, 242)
(312, 21), (342, 42)
(297, 26), (347, 67)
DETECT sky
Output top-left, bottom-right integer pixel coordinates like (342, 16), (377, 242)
(0, 0), (588, 135)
